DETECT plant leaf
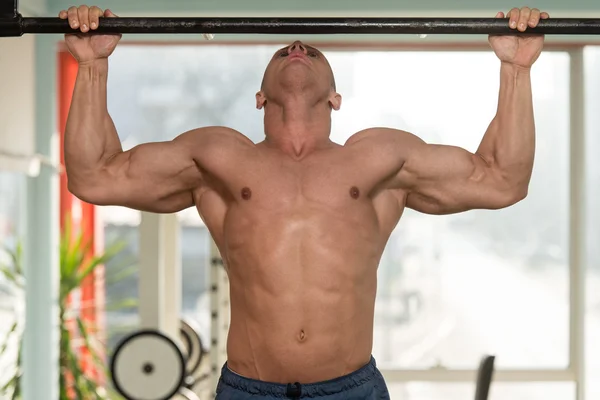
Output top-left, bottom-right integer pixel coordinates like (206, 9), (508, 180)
(81, 373), (106, 399)
(61, 222), (88, 278)
(0, 320), (19, 356)
(104, 298), (138, 312)
(76, 241), (126, 284)
(10, 377), (20, 400)
(13, 241), (23, 276)
(13, 335), (23, 399)
(62, 231), (87, 282)
(106, 386), (127, 400)
(59, 369), (68, 400)
(59, 216), (72, 272)
(104, 263), (138, 285)
(65, 339), (86, 400)
(0, 372), (19, 397)
(75, 317), (108, 373)
(60, 236), (87, 300)
(0, 265), (22, 289)
(1, 241), (24, 279)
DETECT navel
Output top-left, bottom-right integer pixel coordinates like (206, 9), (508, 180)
(297, 329), (307, 343)
(241, 187), (252, 200)
(349, 186), (360, 199)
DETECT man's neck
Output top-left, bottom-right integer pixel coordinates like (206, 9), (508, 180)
(263, 97), (332, 158)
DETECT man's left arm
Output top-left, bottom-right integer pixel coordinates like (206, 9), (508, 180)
(377, 7), (546, 215)
(393, 62), (535, 214)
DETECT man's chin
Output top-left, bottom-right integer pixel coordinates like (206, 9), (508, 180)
(282, 59), (311, 70)
(277, 79), (314, 92)
(287, 57), (311, 66)
(277, 70), (315, 89)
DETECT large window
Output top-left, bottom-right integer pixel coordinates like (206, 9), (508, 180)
(328, 51), (570, 373)
(102, 44), (593, 399)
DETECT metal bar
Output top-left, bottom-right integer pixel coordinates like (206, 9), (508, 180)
(380, 368), (576, 382)
(0, 0), (17, 18)
(2, 16), (600, 37)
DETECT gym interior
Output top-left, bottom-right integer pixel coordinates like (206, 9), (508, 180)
(0, 0), (599, 399)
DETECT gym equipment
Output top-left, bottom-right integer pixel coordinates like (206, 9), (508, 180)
(111, 320), (211, 400)
(110, 330), (186, 400)
(1, 0), (599, 36)
(474, 355), (495, 400)
(179, 318), (206, 379)
(4, 16), (600, 37)
(179, 318), (211, 391)
(178, 387), (201, 400)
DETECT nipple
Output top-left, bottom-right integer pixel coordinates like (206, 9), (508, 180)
(349, 186), (360, 199)
(241, 187), (252, 200)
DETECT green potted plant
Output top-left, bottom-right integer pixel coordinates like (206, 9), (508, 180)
(0, 219), (135, 399)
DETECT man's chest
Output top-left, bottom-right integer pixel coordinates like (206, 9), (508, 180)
(195, 147), (406, 242)
(214, 154), (379, 208)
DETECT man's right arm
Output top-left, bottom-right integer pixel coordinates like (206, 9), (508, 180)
(65, 59), (226, 213)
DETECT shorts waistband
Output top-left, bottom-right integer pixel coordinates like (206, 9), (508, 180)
(219, 356), (379, 398)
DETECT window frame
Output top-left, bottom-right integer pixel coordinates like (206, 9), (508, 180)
(105, 40), (588, 399)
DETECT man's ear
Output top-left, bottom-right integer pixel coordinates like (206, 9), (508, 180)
(329, 92), (342, 111)
(256, 91), (267, 110)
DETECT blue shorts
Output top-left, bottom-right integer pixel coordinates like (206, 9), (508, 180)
(215, 356), (390, 399)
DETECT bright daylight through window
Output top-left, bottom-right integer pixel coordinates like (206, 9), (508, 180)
(96, 44), (598, 400)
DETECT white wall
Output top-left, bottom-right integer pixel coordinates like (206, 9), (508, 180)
(20, 0), (46, 16)
(0, 0), (47, 174)
(0, 36), (37, 175)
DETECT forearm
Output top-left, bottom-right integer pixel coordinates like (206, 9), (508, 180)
(64, 59), (122, 188)
(477, 62), (535, 189)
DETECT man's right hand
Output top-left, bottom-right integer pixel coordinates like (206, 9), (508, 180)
(59, 6), (121, 64)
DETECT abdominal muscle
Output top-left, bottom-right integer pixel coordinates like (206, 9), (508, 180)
(221, 204), (383, 384)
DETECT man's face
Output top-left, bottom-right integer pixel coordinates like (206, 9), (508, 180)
(260, 41), (336, 96)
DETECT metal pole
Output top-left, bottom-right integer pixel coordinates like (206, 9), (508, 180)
(569, 48), (587, 400)
(138, 213), (165, 332)
(0, 0), (17, 18)
(22, 33), (60, 400)
(209, 240), (228, 395)
(2, 16), (600, 37)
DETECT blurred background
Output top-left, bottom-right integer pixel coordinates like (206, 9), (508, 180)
(1, 0), (599, 399)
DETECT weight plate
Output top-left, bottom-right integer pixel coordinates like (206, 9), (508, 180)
(179, 319), (205, 376)
(110, 330), (185, 400)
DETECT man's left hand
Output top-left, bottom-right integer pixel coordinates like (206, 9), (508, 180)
(489, 7), (549, 69)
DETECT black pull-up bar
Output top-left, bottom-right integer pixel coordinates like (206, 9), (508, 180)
(2, 16), (600, 37)
(1, 0), (599, 37)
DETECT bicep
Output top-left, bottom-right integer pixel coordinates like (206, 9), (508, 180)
(346, 128), (524, 214)
(74, 132), (206, 213)
(112, 140), (202, 211)
(397, 144), (522, 214)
